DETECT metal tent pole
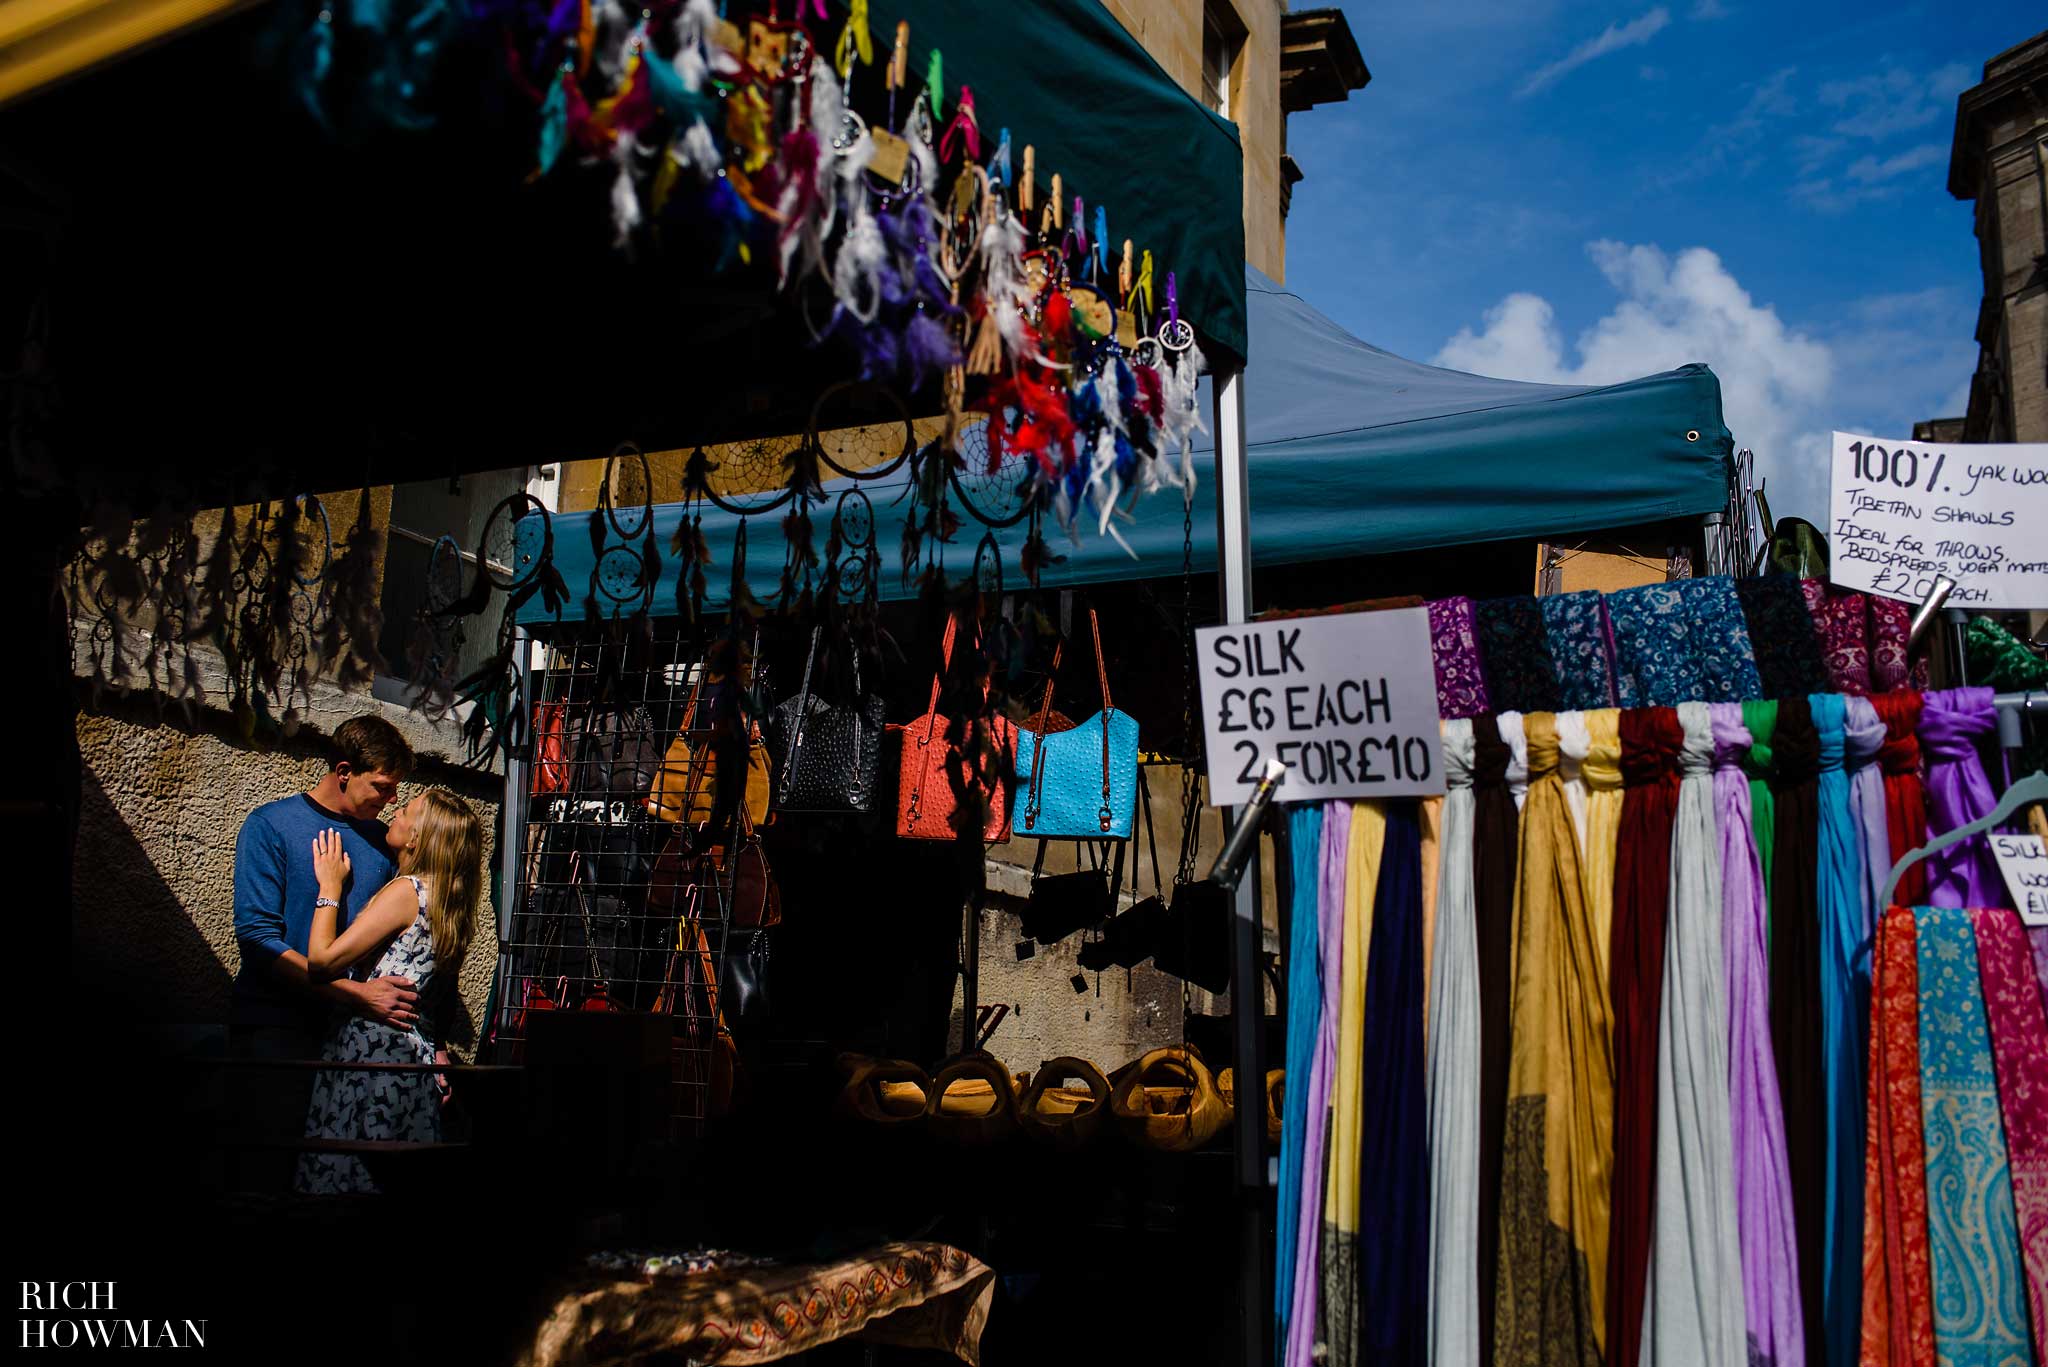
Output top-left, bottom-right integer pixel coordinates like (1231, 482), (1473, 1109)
(1211, 361), (1266, 1367)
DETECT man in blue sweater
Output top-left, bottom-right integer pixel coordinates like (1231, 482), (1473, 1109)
(229, 714), (420, 1191)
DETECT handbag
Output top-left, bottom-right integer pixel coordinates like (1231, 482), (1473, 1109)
(891, 611), (1014, 842)
(1011, 608), (1139, 838)
(646, 682), (773, 829)
(574, 703), (663, 799)
(769, 625), (885, 813)
(532, 701), (569, 795)
(720, 928), (772, 1020)
(1023, 838), (1126, 946)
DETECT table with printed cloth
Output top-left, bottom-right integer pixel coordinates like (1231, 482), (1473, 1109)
(518, 1241), (996, 1366)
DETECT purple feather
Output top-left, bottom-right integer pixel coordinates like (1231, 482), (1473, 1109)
(906, 312), (962, 389)
(855, 325), (901, 382)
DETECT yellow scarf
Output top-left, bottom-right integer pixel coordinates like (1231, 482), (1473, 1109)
(1496, 714), (1616, 1367)
(1326, 800), (1388, 1236)
(1580, 708), (1623, 980)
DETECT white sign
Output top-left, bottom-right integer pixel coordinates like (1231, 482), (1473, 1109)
(1827, 431), (2048, 610)
(1194, 607), (1445, 806)
(1992, 833), (2048, 928)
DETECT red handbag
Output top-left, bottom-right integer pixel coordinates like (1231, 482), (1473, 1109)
(532, 701), (569, 795)
(891, 612), (1014, 843)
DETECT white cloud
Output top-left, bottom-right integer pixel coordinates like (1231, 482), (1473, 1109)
(1433, 242), (1975, 528)
(1690, 0), (1731, 18)
(1518, 7), (1672, 98)
(1817, 60), (1971, 140)
(1845, 143), (1946, 184)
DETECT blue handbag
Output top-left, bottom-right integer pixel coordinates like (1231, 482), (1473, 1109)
(1012, 609), (1140, 839)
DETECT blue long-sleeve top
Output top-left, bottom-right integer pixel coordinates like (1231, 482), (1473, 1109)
(231, 794), (397, 1030)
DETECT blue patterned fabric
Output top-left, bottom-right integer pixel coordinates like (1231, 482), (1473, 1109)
(1540, 591), (1616, 709)
(1277, 802), (1326, 1341)
(1606, 583), (1703, 706)
(1476, 597), (1561, 713)
(1808, 694), (1867, 1367)
(1913, 905), (2031, 1367)
(1681, 577), (1763, 702)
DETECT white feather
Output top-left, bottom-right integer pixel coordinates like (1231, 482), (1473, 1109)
(672, 0), (717, 90)
(609, 142), (642, 249)
(833, 200), (887, 323)
(594, 3), (634, 83)
(1159, 340), (1210, 495)
(675, 119), (719, 183)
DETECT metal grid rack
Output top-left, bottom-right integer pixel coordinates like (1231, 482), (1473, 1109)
(492, 627), (746, 1134)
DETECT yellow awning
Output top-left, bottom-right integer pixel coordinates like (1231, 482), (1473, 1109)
(0, 0), (257, 108)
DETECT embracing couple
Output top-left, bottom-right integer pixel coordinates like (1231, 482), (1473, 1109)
(229, 715), (485, 1195)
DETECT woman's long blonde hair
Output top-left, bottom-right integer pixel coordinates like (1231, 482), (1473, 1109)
(397, 788), (483, 979)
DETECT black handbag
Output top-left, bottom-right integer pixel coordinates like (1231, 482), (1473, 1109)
(720, 928), (772, 1021)
(1023, 838), (1126, 946)
(566, 703), (663, 799)
(768, 625), (885, 813)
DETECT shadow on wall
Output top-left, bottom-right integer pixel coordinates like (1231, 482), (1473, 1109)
(74, 760), (235, 1022)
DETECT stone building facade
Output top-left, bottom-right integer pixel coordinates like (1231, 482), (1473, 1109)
(1945, 31), (2048, 443)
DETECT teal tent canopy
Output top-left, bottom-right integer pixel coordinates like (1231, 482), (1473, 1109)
(519, 268), (1732, 623)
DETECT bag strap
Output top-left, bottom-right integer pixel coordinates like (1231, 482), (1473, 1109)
(779, 625), (825, 804)
(1023, 637), (1066, 831)
(921, 612), (961, 745)
(1090, 608), (1114, 833)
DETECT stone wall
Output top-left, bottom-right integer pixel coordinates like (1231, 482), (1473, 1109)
(72, 654), (502, 1060)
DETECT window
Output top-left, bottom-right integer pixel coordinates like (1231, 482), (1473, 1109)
(1201, 2), (1244, 119)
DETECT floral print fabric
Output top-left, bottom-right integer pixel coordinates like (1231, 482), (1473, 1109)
(1680, 576), (1763, 703)
(1607, 584), (1702, 708)
(1541, 591), (1616, 710)
(1431, 597), (1494, 721)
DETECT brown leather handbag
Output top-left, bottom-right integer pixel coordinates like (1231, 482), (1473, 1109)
(646, 684), (773, 829)
(891, 612), (1015, 842)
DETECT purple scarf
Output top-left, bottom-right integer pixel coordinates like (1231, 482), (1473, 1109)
(1919, 688), (2004, 907)
(1843, 697), (1890, 921)
(1287, 799), (1354, 1367)
(1714, 701), (1806, 1367)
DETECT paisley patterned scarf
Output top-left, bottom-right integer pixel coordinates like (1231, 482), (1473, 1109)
(1431, 597), (1493, 721)
(1968, 906), (2048, 1367)
(1542, 591), (1617, 710)
(1860, 903), (1935, 1367)
(1913, 906), (2031, 1367)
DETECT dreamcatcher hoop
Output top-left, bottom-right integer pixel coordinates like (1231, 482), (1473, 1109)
(808, 381), (917, 481)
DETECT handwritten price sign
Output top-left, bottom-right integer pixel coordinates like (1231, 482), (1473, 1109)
(1827, 431), (2048, 609)
(1194, 607), (1444, 806)
(1993, 834), (2048, 928)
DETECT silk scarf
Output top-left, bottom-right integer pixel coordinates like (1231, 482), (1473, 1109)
(1859, 903), (1935, 1367)
(1608, 583), (1705, 708)
(1811, 693), (1868, 1367)
(1744, 700), (1780, 923)
(1475, 715), (1521, 1367)
(1920, 688), (2005, 908)
(1737, 576), (1829, 701)
(1423, 794), (1443, 1044)
(1286, 800), (1354, 1367)
(1714, 702), (1806, 1367)
(1804, 580), (1872, 696)
(1480, 599), (1563, 715)
(1969, 906), (2048, 1367)
(1559, 711), (1594, 859)
(1583, 709), (1625, 981)
(1431, 597), (1493, 721)
(1844, 697), (1890, 941)
(1641, 701), (1748, 1367)
(1609, 705), (1685, 1367)
(1874, 691), (1928, 908)
(1431, 722), (1484, 1367)
(1680, 575), (1765, 702)
(1543, 590), (1617, 711)
(1501, 711), (1531, 812)
(1277, 802), (1327, 1347)
(1359, 802), (1428, 1367)
(1321, 802), (1387, 1367)
(1913, 906), (2031, 1367)
(1496, 713), (1614, 1367)
(1769, 698), (1828, 1367)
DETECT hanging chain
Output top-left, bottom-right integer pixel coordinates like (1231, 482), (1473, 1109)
(1175, 490), (1201, 888)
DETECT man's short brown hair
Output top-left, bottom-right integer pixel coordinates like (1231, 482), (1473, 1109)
(330, 715), (415, 779)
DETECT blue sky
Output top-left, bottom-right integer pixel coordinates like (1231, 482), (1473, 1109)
(1280, 1), (2041, 530)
